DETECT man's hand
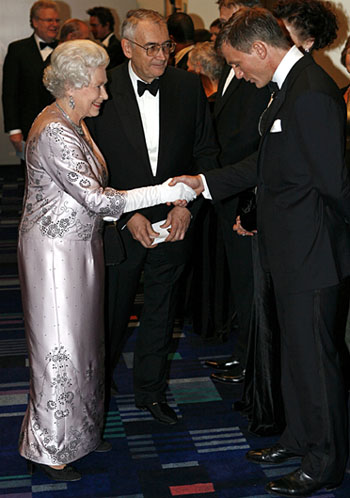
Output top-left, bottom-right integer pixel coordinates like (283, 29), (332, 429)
(127, 213), (159, 248)
(162, 206), (191, 242)
(169, 175), (204, 196)
(233, 215), (257, 236)
(9, 133), (23, 153)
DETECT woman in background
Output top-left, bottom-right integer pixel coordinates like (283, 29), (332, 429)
(187, 41), (224, 108)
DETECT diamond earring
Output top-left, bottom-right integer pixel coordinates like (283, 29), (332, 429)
(68, 96), (75, 109)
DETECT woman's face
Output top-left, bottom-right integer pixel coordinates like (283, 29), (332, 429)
(70, 66), (108, 120)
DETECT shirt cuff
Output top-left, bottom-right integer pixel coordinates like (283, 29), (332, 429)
(199, 174), (212, 200)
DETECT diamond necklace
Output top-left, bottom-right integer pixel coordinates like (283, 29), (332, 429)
(55, 102), (84, 135)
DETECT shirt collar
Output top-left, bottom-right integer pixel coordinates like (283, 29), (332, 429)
(128, 60), (159, 96)
(34, 33), (48, 50)
(272, 45), (304, 89)
(102, 32), (113, 47)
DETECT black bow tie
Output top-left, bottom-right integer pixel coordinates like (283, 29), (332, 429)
(137, 79), (160, 97)
(40, 40), (58, 50)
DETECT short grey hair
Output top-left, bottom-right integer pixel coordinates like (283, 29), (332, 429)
(121, 9), (166, 40)
(30, 1), (58, 29)
(43, 40), (109, 98)
(188, 42), (224, 81)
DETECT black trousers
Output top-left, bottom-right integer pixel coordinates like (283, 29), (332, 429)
(107, 241), (185, 407)
(275, 283), (348, 483)
(219, 202), (254, 366)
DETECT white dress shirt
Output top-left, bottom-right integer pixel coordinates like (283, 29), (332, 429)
(222, 67), (235, 95)
(128, 61), (160, 176)
(34, 33), (54, 61)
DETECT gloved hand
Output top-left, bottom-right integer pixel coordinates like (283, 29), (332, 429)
(104, 178), (197, 221)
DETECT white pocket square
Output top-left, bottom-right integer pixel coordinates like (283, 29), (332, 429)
(270, 119), (282, 133)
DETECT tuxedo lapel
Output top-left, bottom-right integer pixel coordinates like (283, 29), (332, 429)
(260, 55), (310, 141)
(109, 64), (151, 167)
(214, 68), (241, 118)
(157, 69), (179, 178)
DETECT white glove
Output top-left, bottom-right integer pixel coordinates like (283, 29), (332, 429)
(157, 178), (197, 203)
(122, 178), (196, 214)
(103, 179), (196, 220)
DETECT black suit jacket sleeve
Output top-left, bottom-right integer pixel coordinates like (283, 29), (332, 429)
(205, 150), (258, 201)
(2, 41), (23, 132)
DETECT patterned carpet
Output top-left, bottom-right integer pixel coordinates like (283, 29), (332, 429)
(1, 164), (350, 497)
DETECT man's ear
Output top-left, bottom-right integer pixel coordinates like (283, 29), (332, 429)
(121, 38), (132, 59)
(252, 41), (267, 59)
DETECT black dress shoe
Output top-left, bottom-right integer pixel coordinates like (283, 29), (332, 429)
(94, 440), (112, 452)
(246, 443), (300, 464)
(205, 357), (240, 370)
(26, 460), (81, 481)
(210, 370), (245, 384)
(138, 402), (178, 425)
(266, 468), (340, 496)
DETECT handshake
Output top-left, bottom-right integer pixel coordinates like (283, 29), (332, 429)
(104, 175), (204, 220)
(158, 178), (197, 205)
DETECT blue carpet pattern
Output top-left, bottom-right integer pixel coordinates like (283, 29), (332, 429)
(1, 164), (350, 497)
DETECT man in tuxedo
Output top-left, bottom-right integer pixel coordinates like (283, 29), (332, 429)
(2, 0), (59, 157)
(167, 12), (195, 70)
(87, 6), (125, 69)
(88, 9), (218, 425)
(173, 7), (350, 495)
(205, 0), (269, 384)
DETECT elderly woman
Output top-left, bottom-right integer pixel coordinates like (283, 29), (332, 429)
(274, 0), (338, 53)
(18, 39), (194, 482)
(187, 41), (224, 103)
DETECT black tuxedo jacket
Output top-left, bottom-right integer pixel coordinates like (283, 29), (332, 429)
(105, 34), (125, 69)
(206, 54), (350, 293)
(213, 65), (269, 221)
(2, 34), (53, 139)
(214, 65), (269, 166)
(88, 62), (218, 263)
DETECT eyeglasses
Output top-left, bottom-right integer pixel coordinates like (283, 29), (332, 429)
(37, 17), (60, 23)
(125, 38), (176, 56)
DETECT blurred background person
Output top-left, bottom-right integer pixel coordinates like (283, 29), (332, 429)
(167, 11), (195, 69)
(274, 0), (338, 53)
(19, 39), (195, 482)
(87, 6), (125, 68)
(209, 18), (222, 42)
(59, 18), (90, 43)
(193, 28), (211, 43)
(2, 0), (59, 159)
(187, 41), (224, 104)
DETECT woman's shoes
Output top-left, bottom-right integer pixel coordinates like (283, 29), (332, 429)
(26, 460), (82, 481)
